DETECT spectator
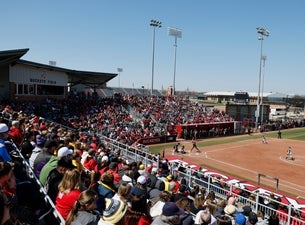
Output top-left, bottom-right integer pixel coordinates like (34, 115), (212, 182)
(175, 197), (194, 225)
(242, 205), (252, 218)
(215, 199), (226, 219)
(204, 191), (217, 205)
(95, 155), (109, 175)
(130, 161), (140, 182)
(247, 212), (258, 225)
(33, 140), (58, 177)
(0, 124), (12, 162)
(44, 156), (75, 203)
(55, 169), (82, 220)
(217, 215), (232, 225)
(147, 167), (158, 189)
(125, 195), (152, 225)
(235, 213), (247, 225)
(108, 162), (121, 186)
(190, 193), (206, 215)
(118, 170), (134, 187)
(0, 162), (16, 201)
(171, 184), (188, 202)
(223, 204), (236, 222)
(268, 214), (279, 225)
(113, 183), (132, 206)
(83, 149), (97, 171)
(151, 201), (184, 225)
(0, 189), (11, 225)
(66, 189), (99, 225)
(8, 120), (24, 147)
(131, 175), (148, 199)
(0, 162), (39, 225)
(71, 151), (84, 172)
(150, 191), (171, 219)
(98, 198), (128, 225)
(19, 130), (35, 162)
(29, 134), (46, 168)
(163, 174), (175, 192)
(39, 146), (73, 186)
(117, 159), (130, 178)
(276, 204), (288, 224)
(138, 164), (146, 176)
(256, 211), (267, 225)
(97, 172), (116, 212)
(148, 177), (165, 203)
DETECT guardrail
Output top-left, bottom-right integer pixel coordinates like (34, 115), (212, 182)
(8, 140), (65, 225)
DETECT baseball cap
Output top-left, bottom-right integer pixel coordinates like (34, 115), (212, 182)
(137, 175), (147, 185)
(57, 147), (73, 158)
(0, 123), (8, 133)
(162, 202), (184, 216)
(235, 213), (246, 225)
(249, 212), (258, 224)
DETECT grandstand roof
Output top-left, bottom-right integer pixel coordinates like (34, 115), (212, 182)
(0, 48), (29, 66)
(0, 48), (117, 86)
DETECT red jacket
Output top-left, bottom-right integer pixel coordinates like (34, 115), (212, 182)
(84, 157), (97, 171)
(8, 126), (24, 146)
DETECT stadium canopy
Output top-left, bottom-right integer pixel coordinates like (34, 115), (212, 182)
(0, 48), (29, 67)
(0, 48), (117, 87)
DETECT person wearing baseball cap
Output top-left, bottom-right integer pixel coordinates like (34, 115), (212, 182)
(151, 201), (184, 225)
(0, 123), (11, 162)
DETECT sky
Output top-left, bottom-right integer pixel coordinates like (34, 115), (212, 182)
(1, 1), (305, 95)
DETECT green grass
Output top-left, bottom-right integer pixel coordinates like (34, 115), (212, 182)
(148, 127), (305, 154)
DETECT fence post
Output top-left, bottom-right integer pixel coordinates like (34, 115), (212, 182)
(287, 204), (292, 225)
(188, 167), (192, 187)
(255, 192), (260, 213)
(207, 174), (211, 193)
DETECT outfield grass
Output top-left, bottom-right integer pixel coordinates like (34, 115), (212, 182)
(148, 127), (305, 154)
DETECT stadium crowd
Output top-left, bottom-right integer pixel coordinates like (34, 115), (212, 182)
(0, 94), (305, 225)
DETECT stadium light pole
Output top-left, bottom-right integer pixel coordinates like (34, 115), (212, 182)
(260, 55), (267, 125)
(168, 27), (182, 96)
(255, 27), (269, 130)
(117, 68), (123, 88)
(150, 19), (162, 95)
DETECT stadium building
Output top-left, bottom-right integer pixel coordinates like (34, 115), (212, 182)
(0, 48), (117, 101)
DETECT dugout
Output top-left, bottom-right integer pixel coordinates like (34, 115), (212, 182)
(172, 121), (238, 139)
(0, 48), (117, 101)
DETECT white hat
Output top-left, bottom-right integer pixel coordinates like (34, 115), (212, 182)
(12, 120), (19, 126)
(224, 205), (236, 215)
(57, 147), (73, 158)
(151, 167), (158, 173)
(0, 123), (9, 133)
(137, 175), (147, 185)
(101, 155), (109, 162)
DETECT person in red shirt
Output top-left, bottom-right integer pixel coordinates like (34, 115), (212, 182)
(56, 169), (82, 220)
(108, 162), (122, 186)
(8, 120), (24, 147)
(83, 149), (97, 171)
